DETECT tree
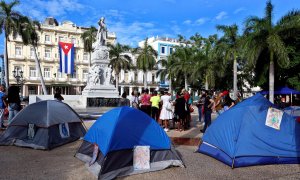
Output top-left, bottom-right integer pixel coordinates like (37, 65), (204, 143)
(135, 38), (157, 89)
(108, 43), (132, 91)
(0, 0), (22, 89)
(81, 26), (97, 67)
(169, 46), (195, 90)
(243, 0), (300, 103)
(18, 16), (47, 94)
(156, 54), (176, 93)
(216, 24), (240, 99)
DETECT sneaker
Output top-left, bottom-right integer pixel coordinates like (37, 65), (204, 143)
(164, 128), (169, 132)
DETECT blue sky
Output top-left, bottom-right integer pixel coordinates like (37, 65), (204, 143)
(0, 0), (299, 51)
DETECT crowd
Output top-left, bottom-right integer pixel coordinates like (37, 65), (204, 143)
(118, 88), (238, 133)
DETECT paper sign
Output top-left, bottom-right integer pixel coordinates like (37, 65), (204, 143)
(265, 107), (283, 130)
(59, 123), (70, 138)
(133, 146), (150, 170)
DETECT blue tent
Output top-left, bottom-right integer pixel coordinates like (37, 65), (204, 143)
(198, 94), (300, 168)
(260, 86), (300, 95)
(84, 106), (171, 155)
(76, 106), (184, 179)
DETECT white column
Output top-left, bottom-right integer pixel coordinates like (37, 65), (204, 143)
(51, 86), (54, 95)
(138, 87), (142, 93)
(120, 86), (124, 95)
(37, 85), (41, 95)
(129, 86), (133, 96)
(22, 84), (26, 96)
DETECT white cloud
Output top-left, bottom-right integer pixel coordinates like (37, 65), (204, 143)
(195, 18), (207, 25)
(183, 18), (208, 26)
(183, 20), (192, 25)
(234, 7), (245, 14)
(215, 11), (228, 20)
(17, 0), (85, 20)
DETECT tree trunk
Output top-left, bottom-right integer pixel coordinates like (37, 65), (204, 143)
(33, 46), (48, 95)
(269, 52), (274, 103)
(89, 52), (91, 67)
(115, 73), (119, 91)
(168, 74), (172, 94)
(205, 74), (208, 90)
(4, 36), (9, 90)
(144, 72), (147, 89)
(184, 73), (188, 90)
(233, 54), (238, 100)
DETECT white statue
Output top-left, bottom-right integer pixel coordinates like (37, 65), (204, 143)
(104, 67), (112, 85)
(96, 17), (107, 46)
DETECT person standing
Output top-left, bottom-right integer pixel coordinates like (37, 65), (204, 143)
(214, 92), (224, 115)
(201, 91), (214, 133)
(7, 86), (21, 124)
(174, 92), (187, 132)
(159, 91), (173, 132)
(54, 88), (64, 101)
(130, 90), (140, 109)
(222, 91), (235, 111)
(140, 89), (151, 116)
(196, 92), (205, 123)
(0, 85), (7, 128)
(150, 91), (161, 123)
(118, 92), (130, 107)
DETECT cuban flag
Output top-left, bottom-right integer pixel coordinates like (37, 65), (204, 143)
(59, 42), (75, 74)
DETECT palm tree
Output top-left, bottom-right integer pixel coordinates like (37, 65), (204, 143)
(156, 54), (176, 93)
(0, 0), (22, 88)
(108, 43), (132, 91)
(18, 16), (48, 95)
(135, 38), (157, 89)
(81, 26), (97, 67)
(216, 24), (240, 100)
(169, 46), (195, 90)
(243, 0), (300, 103)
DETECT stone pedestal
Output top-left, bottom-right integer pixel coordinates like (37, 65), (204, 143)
(82, 43), (119, 98)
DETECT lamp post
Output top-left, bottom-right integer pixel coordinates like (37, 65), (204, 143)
(12, 69), (24, 96)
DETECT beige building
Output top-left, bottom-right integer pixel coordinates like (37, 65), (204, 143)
(7, 17), (116, 96)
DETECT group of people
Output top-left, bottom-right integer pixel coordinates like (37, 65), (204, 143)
(196, 90), (236, 133)
(118, 88), (194, 132)
(0, 85), (22, 129)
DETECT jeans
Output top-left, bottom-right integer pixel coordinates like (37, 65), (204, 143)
(197, 106), (203, 122)
(203, 110), (212, 133)
(0, 108), (4, 127)
(217, 109), (224, 116)
(8, 105), (19, 125)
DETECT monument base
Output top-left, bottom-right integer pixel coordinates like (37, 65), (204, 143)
(82, 85), (119, 98)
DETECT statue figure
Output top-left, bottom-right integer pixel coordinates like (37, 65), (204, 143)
(104, 67), (112, 85)
(97, 17), (107, 46)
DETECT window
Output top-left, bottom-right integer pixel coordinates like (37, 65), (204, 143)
(30, 47), (35, 57)
(45, 48), (51, 58)
(29, 67), (37, 77)
(14, 66), (22, 75)
(71, 38), (76, 44)
(161, 46), (165, 54)
(45, 35), (50, 42)
(15, 46), (22, 56)
(59, 36), (64, 42)
(57, 69), (62, 78)
(170, 47), (173, 54)
(44, 68), (50, 78)
(83, 52), (88, 61)
(83, 70), (88, 80)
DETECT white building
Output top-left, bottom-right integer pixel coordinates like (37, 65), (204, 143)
(7, 17), (116, 96)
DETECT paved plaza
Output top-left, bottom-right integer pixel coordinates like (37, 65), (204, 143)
(0, 107), (300, 179)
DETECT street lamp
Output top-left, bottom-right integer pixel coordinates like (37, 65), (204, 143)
(12, 69), (24, 96)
